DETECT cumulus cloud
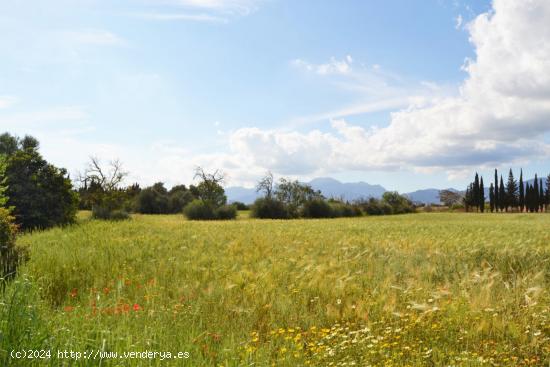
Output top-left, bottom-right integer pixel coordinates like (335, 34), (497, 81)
(212, 0), (550, 181)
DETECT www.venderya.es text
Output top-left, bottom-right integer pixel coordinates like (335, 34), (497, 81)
(11, 350), (190, 361)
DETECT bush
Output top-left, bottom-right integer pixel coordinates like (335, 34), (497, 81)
(214, 205), (237, 220)
(250, 198), (289, 219)
(360, 198), (393, 216)
(0, 208), (18, 279)
(232, 201), (249, 210)
(183, 200), (216, 220)
(330, 202), (362, 217)
(92, 206), (130, 221)
(302, 199), (333, 218)
(381, 192), (415, 214)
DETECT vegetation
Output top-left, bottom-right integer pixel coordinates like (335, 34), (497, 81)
(0, 213), (547, 366)
(135, 182), (195, 214)
(466, 168), (550, 212)
(183, 168), (236, 220)
(0, 133), (78, 230)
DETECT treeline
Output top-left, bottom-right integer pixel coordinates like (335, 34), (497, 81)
(249, 172), (415, 219)
(464, 169), (550, 212)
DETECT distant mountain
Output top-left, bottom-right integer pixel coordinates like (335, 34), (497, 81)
(405, 189), (444, 205)
(225, 186), (259, 204)
(309, 177), (386, 201)
(226, 177), (463, 205)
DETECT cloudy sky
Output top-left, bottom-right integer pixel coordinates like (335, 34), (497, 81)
(2, 0), (550, 191)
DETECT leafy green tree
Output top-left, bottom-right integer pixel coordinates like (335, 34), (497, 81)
(275, 178), (323, 217)
(539, 178), (544, 212)
(0, 133), (78, 230)
(193, 167), (227, 207)
(381, 192), (415, 214)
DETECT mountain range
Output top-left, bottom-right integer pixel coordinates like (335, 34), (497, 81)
(225, 177), (458, 205)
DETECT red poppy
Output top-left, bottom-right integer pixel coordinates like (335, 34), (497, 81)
(133, 303), (141, 311)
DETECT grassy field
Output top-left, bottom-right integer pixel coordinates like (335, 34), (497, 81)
(1, 213), (549, 366)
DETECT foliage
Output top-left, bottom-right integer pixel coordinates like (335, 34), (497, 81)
(183, 199), (216, 220)
(250, 197), (290, 219)
(381, 191), (415, 214)
(193, 167), (227, 207)
(301, 199), (334, 218)
(214, 205), (237, 220)
(328, 201), (362, 217)
(0, 208), (18, 280)
(275, 178), (323, 217)
(231, 201), (249, 210)
(9, 214), (550, 366)
(0, 133), (78, 230)
(357, 197), (393, 215)
(135, 183), (195, 214)
(438, 190), (462, 206)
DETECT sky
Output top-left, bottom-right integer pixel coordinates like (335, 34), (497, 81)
(1, 0), (550, 191)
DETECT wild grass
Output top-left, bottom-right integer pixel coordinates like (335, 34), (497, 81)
(1, 213), (549, 366)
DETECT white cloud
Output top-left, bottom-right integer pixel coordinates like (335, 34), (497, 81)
(204, 0), (550, 181)
(172, 0), (261, 15)
(292, 55), (354, 75)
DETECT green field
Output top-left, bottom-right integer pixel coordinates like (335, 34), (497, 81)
(2, 213), (550, 366)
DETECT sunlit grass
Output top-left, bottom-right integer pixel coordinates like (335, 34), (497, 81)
(2, 213), (549, 366)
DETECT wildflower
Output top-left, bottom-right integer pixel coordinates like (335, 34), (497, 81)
(133, 303), (141, 311)
(103, 287), (110, 295)
(69, 288), (78, 298)
(64, 306), (74, 312)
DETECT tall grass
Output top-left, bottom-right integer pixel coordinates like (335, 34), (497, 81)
(2, 213), (549, 366)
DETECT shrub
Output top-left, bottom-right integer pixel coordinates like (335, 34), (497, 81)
(232, 201), (249, 210)
(183, 200), (216, 220)
(0, 208), (18, 279)
(250, 198), (289, 219)
(330, 202), (362, 217)
(302, 199), (333, 218)
(91, 206), (130, 221)
(381, 191), (415, 214)
(360, 198), (393, 216)
(214, 205), (237, 220)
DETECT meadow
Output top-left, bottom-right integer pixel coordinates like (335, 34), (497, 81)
(1, 213), (549, 366)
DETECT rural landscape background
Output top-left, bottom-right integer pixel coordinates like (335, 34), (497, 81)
(2, 0), (550, 366)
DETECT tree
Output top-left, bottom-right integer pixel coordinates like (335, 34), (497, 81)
(0, 133), (78, 230)
(534, 175), (539, 212)
(193, 167), (227, 208)
(538, 178), (546, 212)
(505, 169), (518, 211)
(494, 169), (499, 212)
(499, 176), (506, 212)
(381, 192), (415, 214)
(275, 178), (323, 217)
(256, 171), (274, 199)
(489, 183), (495, 212)
(438, 190), (462, 207)
(479, 176), (485, 212)
(473, 173), (480, 211)
(519, 169), (524, 212)
(546, 174), (550, 211)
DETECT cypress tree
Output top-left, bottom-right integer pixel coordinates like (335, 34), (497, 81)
(473, 173), (480, 212)
(534, 175), (539, 212)
(499, 176), (506, 212)
(494, 169), (499, 212)
(489, 183), (495, 212)
(539, 178), (545, 213)
(519, 169), (524, 212)
(546, 174), (550, 211)
(505, 169), (518, 211)
(479, 177), (485, 212)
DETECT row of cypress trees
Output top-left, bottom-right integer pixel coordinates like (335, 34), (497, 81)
(465, 169), (549, 212)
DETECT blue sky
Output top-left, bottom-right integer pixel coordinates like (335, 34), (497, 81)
(2, 0), (550, 191)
